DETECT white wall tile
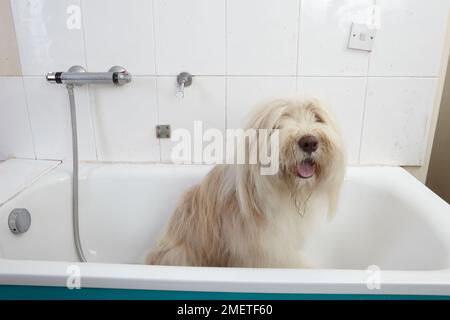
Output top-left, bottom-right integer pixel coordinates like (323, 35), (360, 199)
(158, 76), (226, 162)
(0, 77), (35, 159)
(227, 0), (299, 75)
(360, 77), (438, 165)
(369, 0), (450, 76)
(11, 0), (86, 75)
(90, 77), (159, 161)
(297, 77), (367, 165)
(7, 0), (449, 168)
(23, 77), (96, 160)
(154, 0), (225, 75)
(298, 0), (374, 76)
(227, 77), (297, 128)
(82, 0), (155, 75)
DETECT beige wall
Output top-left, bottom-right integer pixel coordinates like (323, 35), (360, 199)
(0, 0), (21, 76)
(426, 52), (450, 203)
(403, 11), (450, 184)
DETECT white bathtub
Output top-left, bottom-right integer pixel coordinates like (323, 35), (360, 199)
(1, 159), (450, 298)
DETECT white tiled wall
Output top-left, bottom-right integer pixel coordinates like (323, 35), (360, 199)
(82, 0), (156, 75)
(360, 77), (438, 165)
(11, 0), (86, 76)
(89, 77), (159, 162)
(227, 0), (300, 75)
(368, 0), (450, 76)
(158, 76), (226, 161)
(1, 0), (449, 166)
(298, 0), (373, 76)
(23, 77), (97, 160)
(0, 77), (34, 159)
(298, 77), (367, 164)
(154, 0), (226, 75)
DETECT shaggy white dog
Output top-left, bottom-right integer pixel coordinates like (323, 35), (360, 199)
(147, 96), (346, 268)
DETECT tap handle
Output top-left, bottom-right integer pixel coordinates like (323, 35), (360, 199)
(176, 72), (192, 98)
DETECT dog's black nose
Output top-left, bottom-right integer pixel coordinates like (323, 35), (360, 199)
(298, 135), (318, 154)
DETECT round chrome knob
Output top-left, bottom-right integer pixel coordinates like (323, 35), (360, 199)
(8, 208), (31, 234)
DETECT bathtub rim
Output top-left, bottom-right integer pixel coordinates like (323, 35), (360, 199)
(1, 258), (450, 296)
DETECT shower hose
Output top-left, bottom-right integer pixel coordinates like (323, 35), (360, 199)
(66, 84), (87, 262)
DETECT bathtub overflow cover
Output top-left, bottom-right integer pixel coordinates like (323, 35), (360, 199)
(8, 208), (31, 234)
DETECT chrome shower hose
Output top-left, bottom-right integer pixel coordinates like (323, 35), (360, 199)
(66, 83), (87, 262)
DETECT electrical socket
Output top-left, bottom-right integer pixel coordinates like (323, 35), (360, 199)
(348, 23), (377, 52)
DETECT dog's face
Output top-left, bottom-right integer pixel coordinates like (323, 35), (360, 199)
(240, 96), (346, 218)
(247, 96), (345, 188)
(277, 98), (344, 187)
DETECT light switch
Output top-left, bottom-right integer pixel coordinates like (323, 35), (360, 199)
(348, 23), (377, 52)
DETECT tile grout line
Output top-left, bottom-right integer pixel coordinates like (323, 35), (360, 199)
(295, 0), (302, 91)
(9, 1), (37, 160)
(225, 0), (228, 130)
(151, 0), (162, 162)
(9, 1), (27, 81)
(357, 0), (377, 166)
(357, 71), (370, 166)
(79, 0), (99, 161)
(19, 76), (37, 160)
(12, 74), (439, 79)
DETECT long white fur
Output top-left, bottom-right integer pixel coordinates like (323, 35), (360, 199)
(147, 96), (346, 268)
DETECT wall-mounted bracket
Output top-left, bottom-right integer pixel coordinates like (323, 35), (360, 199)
(156, 125), (171, 139)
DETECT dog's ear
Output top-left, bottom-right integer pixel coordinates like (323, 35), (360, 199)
(236, 165), (265, 219)
(310, 99), (346, 220)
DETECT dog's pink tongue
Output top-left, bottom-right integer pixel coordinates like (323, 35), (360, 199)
(297, 161), (315, 178)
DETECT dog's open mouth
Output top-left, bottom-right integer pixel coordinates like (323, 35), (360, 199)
(296, 158), (316, 179)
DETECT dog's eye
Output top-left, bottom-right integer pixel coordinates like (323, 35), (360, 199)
(314, 114), (324, 123)
(272, 125), (281, 130)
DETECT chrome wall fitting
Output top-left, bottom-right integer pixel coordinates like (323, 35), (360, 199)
(46, 65), (132, 86)
(176, 72), (193, 98)
(8, 208), (31, 234)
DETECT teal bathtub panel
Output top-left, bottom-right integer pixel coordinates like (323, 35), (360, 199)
(1, 285), (450, 300)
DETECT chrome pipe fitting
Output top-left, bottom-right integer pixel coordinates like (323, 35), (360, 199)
(46, 65), (132, 86)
